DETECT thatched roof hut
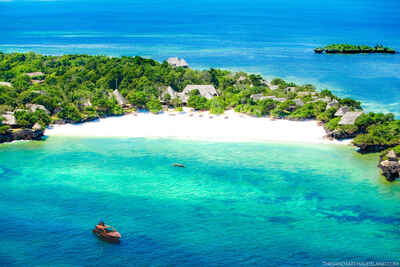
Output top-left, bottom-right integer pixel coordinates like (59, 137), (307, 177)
(293, 98), (305, 106)
(335, 106), (350, 117)
(387, 150), (398, 161)
(160, 86), (179, 101)
(0, 82), (12, 87)
(1, 112), (17, 126)
(31, 80), (44, 84)
(179, 85), (218, 103)
(237, 76), (247, 82)
(250, 94), (268, 101)
(258, 96), (287, 102)
(25, 72), (44, 78)
(339, 111), (363, 125)
(297, 91), (311, 97)
(112, 89), (129, 106)
(79, 98), (92, 108)
(297, 91), (317, 97)
(26, 104), (50, 115)
(326, 99), (339, 109)
(167, 57), (189, 68)
(32, 122), (42, 131)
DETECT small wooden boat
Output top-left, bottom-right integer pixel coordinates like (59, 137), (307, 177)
(173, 163), (185, 168)
(93, 222), (121, 243)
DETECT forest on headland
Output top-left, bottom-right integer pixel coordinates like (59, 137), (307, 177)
(0, 51), (400, 178)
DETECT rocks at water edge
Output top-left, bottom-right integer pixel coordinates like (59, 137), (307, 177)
(378, 150), (400, 182)
(0, 126), (44, 144)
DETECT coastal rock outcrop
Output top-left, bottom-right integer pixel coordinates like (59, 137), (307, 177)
(0, 127), (44, 144)
(378, 150), (400, 181)
(324, 127), (360, 140)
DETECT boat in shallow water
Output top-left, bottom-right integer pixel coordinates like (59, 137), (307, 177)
(93, 222), (121, 243)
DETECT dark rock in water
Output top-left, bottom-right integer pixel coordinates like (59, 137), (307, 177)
(354, 143), (393, 154)
(378, 150), (400, 182)
(0, 128), (44, 144)
(12, 128), (44, 141)
(325, 128), (359, 140)
(173, 163), (185, 168)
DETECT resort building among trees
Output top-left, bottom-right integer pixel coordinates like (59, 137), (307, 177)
(112, 89), (129, 107)
(167, 57), (189, 68)
(178, 85), (218, 104)
(339, 111), (363, 125)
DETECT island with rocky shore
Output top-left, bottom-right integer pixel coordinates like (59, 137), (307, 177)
(0, 52), (400, 181)
(314, 44), (396, 54)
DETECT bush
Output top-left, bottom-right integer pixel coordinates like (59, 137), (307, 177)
(209, 97), (226, 114)
(317, 107), (337, 122)
(127, 91), (149, 109)
(146, 98), (162, 113)
(270, 100), (295, 118)
(325, 117), (341, 131)
(271, 78), (285, 86)
(0, 125), (9, 134)
(59, 104), (82, 122)
(353, 121), (400, 146)
(340, 98), (362, 110)
(355, 112), (394, 132)
(289, 103), (315, 120)
(188, 91), (209, 110)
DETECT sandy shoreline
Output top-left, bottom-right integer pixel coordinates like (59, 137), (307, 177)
(45, 109), (352, 145)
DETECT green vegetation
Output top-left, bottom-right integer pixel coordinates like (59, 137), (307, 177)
(0, 116), (9, 134)
(314, 44), (396, 54)
(0, 51), (399, 154)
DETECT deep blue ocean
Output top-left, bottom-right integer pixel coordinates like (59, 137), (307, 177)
(0, 0), (400, 115)
(1, 1), (400, 266)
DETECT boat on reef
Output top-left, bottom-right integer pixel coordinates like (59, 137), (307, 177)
(93, 221), (121, 243)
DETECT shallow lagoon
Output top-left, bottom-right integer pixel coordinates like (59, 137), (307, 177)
(0, 137), (399, 266)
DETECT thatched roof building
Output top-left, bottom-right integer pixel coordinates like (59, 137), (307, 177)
(160, 86), (179, 101)
(112, 89), (129, 106)
(326, 99), (339, 109)
(179, 85), (218, 103)
(387, 150), (398, 161)
(293, 98), (305, 106)
(297, 91), (318, 97)
(167, 57), (189, 68)
(250, 94), (268, 101)
(0, 82), (12, 87)
(31, 80), (44, 84)
(257, 95), (287, 102)
(1, 112), (17, 126)
(26, 104), (50, 115)
(237, 76), (247, 82)
(32, 122), (42, 131)
(339, 111), (363, 125)
(79, 98), (92, 108)
(335, 106), (350, 117)
(26, 72), (44, 78)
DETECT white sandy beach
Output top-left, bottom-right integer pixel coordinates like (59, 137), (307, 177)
(46, 109), (351, 145)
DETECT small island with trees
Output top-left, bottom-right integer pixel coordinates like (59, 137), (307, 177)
(314, 44), (396, 54)
(0, 52), (400, 181)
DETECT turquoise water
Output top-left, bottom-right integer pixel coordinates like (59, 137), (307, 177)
(0, 0), (399, 115)
(0, 137), (399, 266)
(1, 1), (400, 265)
